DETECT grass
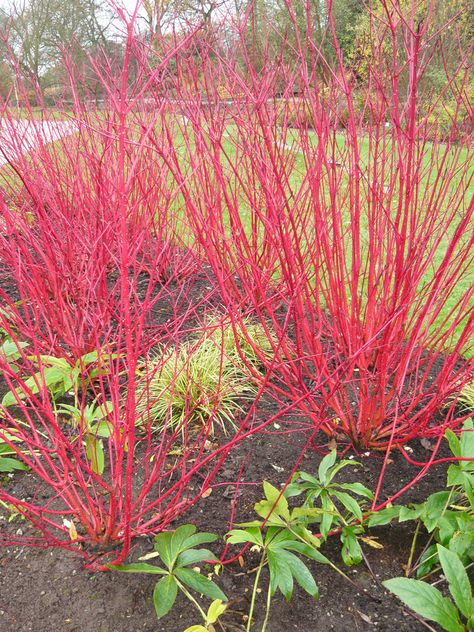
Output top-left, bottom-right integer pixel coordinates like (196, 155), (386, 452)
(1, 106), (471, 350)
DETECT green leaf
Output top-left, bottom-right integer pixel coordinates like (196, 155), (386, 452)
(183, 532), (219, 549)
(383, 578), (464, 632)
(153, 574), (178, 620)
(227, 528), (263, 546)
(399, 504), (425, 523)
(154, 531), (174, 568)
(108, 563), (167, 575)
(94, 420), (113, 438)
(78, 350), (99, 366)
(366, 506), (400, 527)
(318, 450), (337, 485)
(279, 540), (331, 565)
(421, 492), (451, 532)
(277, 550), (318, 598)
(184, 627), (207, 632)
(206, 599), (227, 624)
(170, 524), (197, 562)
(0, 457), (28, 472)
(267, 549), (293, 599)
(325, 459), (359, 481)
(255, 481), (290, 522)
(0, 340), (28, 361)
(177, 549), (218, 567)
(320, 493), (335, 538)
(336, 482), (373, 499)
(437, 545), (473, 619)
(174, 568), (227, 601)
(460, 419), (474, 461)
(416, 545), (439, 579)
(445, 429), (461, 459)
(85, 436), (104, 475)
(332, 491), (363, 521)
(340, 526), (363, 566)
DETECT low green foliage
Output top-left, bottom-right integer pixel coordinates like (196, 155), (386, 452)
(58, 399), (114, 475)
(227, 477), (356, 632)
(0, 432), (28, 473)
(2, 350), (110, 407)
(109, 525), (227, 624)
(136, 340), (255, 435)
(285, 450), (375, 565)
(367, 419), (474, 577)
(384, 545), (474, 632)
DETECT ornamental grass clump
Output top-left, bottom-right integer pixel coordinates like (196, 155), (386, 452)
(200, 312), (278, 371)
(136, 340), (255, 435)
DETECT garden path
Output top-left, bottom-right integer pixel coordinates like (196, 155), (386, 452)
(0, 118), (77, 166)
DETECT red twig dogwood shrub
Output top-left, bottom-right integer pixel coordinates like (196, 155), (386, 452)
(164, 1), (473, 449)
(0, 16), (281, 567)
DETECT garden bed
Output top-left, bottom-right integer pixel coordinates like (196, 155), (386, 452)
(0, 426), (450, 632)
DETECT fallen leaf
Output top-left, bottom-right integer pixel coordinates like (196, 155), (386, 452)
(420, 438), (434, 451)
(356, 610), (373, 625)
(238, 555), (244, 568)
(328, 437), (337, 450)
(360, 536), (384, 549)
(202, 487), (213, 499)
(270, 463), (284, 473)
(63, 518), (78, 541)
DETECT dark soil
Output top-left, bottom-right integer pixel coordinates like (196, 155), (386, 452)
(0, 424), (451, 632)
(0, 263), (456, 632)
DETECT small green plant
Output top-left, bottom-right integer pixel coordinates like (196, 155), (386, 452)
(227, 477), (360, 631)
(367, 419), (474, 578)
(285, 450), (376, 565)
(2, 350), (111, 408)
(109, 525), (227, 624)
(384, 544), (474, 632)
(58, 399), (114, 475)
(136, 340), (254, 435)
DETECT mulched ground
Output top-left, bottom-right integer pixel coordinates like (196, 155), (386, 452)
(0, 262), (453, 632)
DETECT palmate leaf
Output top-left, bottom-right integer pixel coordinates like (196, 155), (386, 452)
(153, 574), (178, 620)
(340, 526), (363, 566)
(332, 490), (363, 521)
(154, 531), (174, 568)
(335, 482), (373, 500)
(273, 540), (331, 565)
(183, 532), (219, 549)
(254, 481), (290, 524)
(383, 578), (464, 632)
(367, 506), (401, 527)
(170, 524), (198, 562)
